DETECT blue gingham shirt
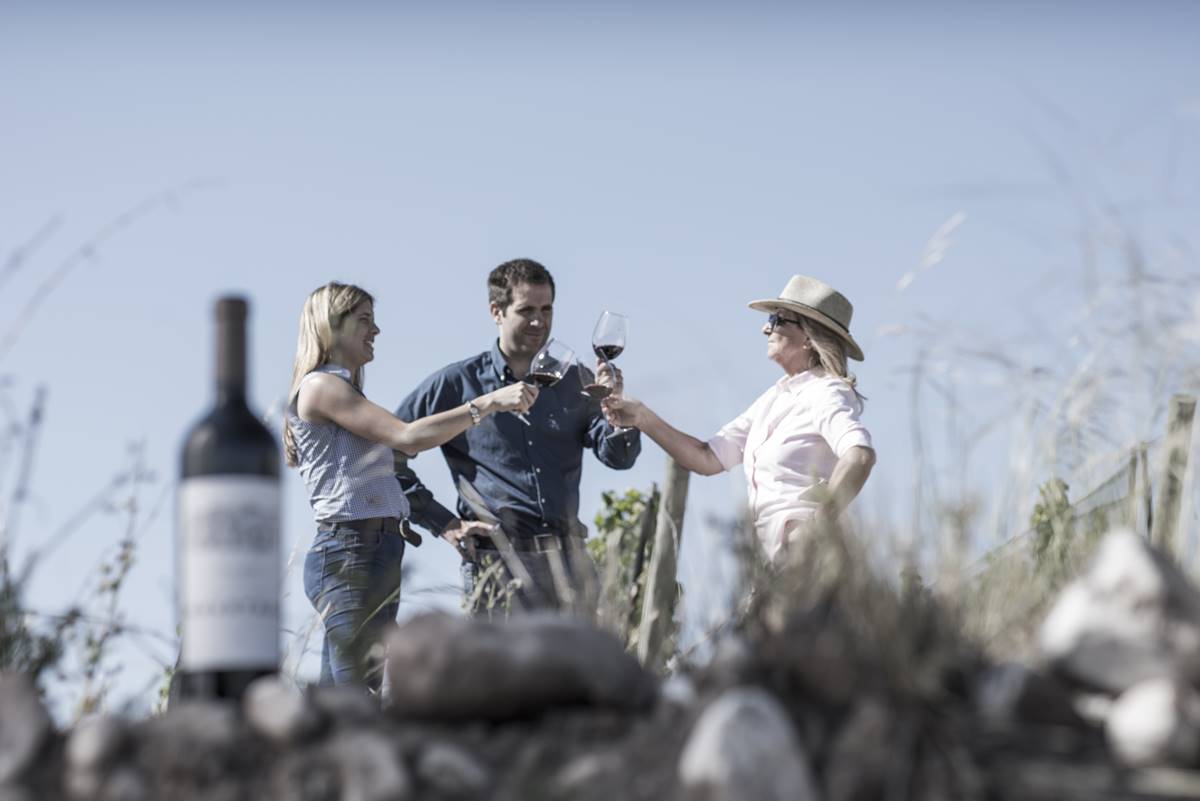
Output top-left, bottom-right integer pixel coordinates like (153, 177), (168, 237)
(394, 340), (641, 540)
(288, 365), (411, 524)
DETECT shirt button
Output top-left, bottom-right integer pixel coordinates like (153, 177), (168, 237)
(528, 441), (533, 446)
(535, 467), (541, 473)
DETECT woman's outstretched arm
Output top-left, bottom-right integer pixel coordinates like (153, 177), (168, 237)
(298, 373), (536, 456)
(602, 397), (725, 476)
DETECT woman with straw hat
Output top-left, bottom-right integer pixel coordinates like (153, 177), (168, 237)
(603, 275), (875, 561)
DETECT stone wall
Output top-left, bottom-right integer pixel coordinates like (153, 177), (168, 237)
(3, 529), (1200, 801)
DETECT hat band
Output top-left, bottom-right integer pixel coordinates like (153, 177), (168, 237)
(777, 300), (850, 337)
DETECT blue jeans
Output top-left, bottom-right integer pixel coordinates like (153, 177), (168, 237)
(303, 524), (405, 690)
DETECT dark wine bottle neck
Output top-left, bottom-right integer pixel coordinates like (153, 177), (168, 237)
(215, 297), (248, 403)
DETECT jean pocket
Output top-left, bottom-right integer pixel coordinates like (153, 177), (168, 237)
(303, 545), (327, 606)
(309, 527), (339, 552)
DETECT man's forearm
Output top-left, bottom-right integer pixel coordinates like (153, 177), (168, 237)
(394, 454), (456, 534)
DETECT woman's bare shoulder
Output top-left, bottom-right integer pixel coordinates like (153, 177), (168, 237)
(296, 371), (357, 419)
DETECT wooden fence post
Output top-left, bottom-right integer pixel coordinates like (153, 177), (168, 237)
(1151, 395), (1196, 559)
(624, 483), (660, 638)
(1125, 443), (1154, 536)
(636, 458), (689, 672)
(1136, 443), (1152, 538)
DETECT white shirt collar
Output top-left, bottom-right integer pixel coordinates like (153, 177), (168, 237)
(776, 367), (825, 394)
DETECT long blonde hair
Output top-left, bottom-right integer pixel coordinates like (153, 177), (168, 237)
(799, 317), (865, 402)
(284, 282), (375, 467)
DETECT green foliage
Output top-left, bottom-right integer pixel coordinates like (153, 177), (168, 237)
(462, 556), (519, 619)
(1028, 477), (1109, 584)
(0, 557), (80, 680)
(1029, 478), (1073, 576)
(74, 535), (138, 718)
(591, 486), (658, 650)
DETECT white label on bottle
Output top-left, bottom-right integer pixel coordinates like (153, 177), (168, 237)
(179, 475), (280, 670)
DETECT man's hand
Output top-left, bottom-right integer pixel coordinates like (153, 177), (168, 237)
(440, 518), (494, 562)
(596, 360), (624, 396)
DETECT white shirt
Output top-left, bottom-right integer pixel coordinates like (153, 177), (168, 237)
(707, 368), (873, 558)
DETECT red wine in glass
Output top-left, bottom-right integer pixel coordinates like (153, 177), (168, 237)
(589, 312), (632, 434)
(580, 383), (612, 400)
(527, 371), (560, 388)
(511, 338), (576, 424)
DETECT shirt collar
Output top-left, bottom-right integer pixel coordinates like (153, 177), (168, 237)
(488, 339), (516, 383)
(777, 367), (824, 394)
(318, 363), (353, 381)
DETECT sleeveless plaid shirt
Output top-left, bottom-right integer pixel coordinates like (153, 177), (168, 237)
(287, 365), (410, 524)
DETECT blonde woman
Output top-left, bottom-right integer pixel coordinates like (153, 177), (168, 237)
(603, 275), (875, 561)
(286, 282), (535, 689)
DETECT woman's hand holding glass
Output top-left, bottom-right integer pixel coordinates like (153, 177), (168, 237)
(479, 382), (538, 417)
(595, 359), (623, 397)
(601, 395), (646, 430)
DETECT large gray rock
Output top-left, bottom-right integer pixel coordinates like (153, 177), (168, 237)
(272, 732), (411, 801)
(1038, 529), (1200, 693)
(553, 751), (624, 797)
(383, 612), (656, 720)
(243, 677), (324, 743)
(137, 702), (255, 800)
(823, 697), (892, 801)
(678, 687), (819, 801)
(414, 741), (490, 796)
(1106, 676), (1200, 767)
(973, 663), (1083, 728)
(65, 715), (129, 799)
(66, 715), (127, 772)
(660, 674), (698, 708)
(0, 673), (53, 785)
(324, 731), (411, 801)
(98, 767), (148, 801)
(311, 684), (381, 725)
(143, 701), (241, 749)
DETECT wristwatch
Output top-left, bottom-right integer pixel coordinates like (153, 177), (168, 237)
(466, 400), (482, 426)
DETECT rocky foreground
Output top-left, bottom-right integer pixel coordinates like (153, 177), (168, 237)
(5, 528), (1200, 800)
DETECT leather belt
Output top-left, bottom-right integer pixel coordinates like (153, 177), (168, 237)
(319, 516), (423, 547)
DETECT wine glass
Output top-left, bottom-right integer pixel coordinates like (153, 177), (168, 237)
(512, 338), (576, 425)
(589, 311), (632, 434)
(528, 338), (575, 386)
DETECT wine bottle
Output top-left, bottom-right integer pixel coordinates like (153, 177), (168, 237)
(176, 296), (280, 701)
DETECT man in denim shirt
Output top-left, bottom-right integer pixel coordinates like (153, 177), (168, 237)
(395, 259), (641, 614)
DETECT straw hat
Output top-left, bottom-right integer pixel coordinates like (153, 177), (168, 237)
(748, 275), (864, 361)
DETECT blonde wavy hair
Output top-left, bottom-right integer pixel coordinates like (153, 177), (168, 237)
(284, 282), (375, 467)
(799, 317), (865, 401)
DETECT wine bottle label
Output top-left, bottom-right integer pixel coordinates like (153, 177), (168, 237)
(179, 475), (280, 671)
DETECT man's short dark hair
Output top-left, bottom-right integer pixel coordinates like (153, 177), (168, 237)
(488, 259), (556, 310)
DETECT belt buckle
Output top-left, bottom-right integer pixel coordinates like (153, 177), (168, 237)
(533, 533), (559, 553)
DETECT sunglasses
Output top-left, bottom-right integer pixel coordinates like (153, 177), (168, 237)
(766, 313), (803, 334)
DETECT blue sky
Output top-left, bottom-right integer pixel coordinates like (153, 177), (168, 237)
(3, 1), (1199, 715)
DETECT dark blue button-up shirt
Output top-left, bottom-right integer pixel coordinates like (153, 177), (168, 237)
(394, 340), (641, 540)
